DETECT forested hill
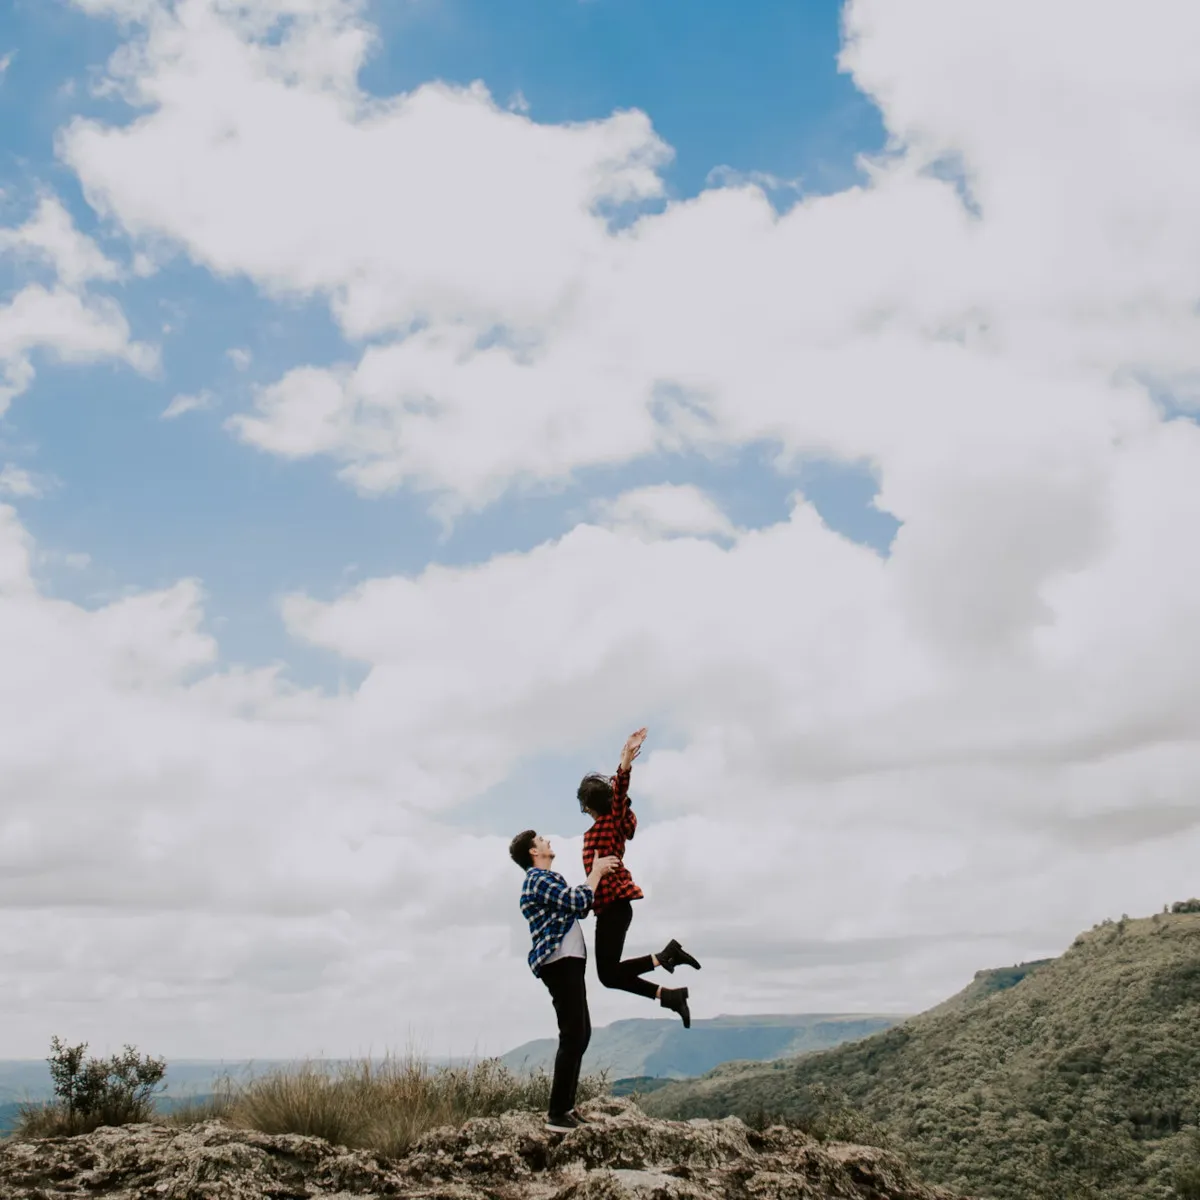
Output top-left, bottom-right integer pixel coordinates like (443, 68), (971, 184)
(643, 908), (1200, 1200)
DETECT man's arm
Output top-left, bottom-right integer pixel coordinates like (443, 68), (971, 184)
(529, 871), (593, 917)
(529, 859), (619, 916)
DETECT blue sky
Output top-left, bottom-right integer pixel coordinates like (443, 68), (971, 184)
(0, 0), (892, 689)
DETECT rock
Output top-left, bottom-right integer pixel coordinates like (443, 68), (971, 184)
(0, 1096), (972, 1199)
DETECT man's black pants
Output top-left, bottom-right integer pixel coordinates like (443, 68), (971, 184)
(594, 899), (659, 1001)
(539, 956), (591, 1116)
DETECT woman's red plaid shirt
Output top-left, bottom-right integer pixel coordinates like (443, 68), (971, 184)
(582, 764), (644, 913)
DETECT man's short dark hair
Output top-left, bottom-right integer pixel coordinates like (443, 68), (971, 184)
(509, 829), (538, 870)
(578, 773), (613, 817)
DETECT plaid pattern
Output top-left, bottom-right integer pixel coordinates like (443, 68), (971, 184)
(582, 765), (644, 913)
(520, 868), (594, 976)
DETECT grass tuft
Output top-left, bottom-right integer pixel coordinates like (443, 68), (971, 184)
(219, 1055), (607, 1156)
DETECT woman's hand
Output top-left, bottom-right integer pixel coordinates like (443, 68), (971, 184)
(619, 727), (648, 770)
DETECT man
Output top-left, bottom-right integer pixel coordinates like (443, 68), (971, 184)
(579, 727), (700, 1026)
(510, 828), (619, 1133)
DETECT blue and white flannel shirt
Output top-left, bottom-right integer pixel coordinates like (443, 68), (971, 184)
(520, 867), (594, 976)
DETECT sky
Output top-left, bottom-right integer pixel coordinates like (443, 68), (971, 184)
(0, 0), (1199, 1062)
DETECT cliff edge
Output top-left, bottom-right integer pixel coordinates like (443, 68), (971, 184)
(0, 1095), (970, 1199)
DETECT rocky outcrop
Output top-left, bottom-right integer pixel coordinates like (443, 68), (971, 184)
(0, 1096), (970, 1199)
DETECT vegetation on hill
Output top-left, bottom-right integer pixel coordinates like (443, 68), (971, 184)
(642, 908), (1200, 1200)
(610, 1075), (675, 1098)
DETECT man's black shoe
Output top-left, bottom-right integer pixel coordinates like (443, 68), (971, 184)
(545, 1112), (581, 1133)
(569, 1108), (592, 1123)
(659, 986), (691, 1029)
(658, 939), (702, 974)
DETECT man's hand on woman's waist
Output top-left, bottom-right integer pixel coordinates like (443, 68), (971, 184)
(587, 854), (620, 892)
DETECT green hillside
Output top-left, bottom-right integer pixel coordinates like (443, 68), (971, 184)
(642, 909), (1200, 1200)
(501, 1012), (904, 1080)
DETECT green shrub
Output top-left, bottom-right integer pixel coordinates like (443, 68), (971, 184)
(15, 1037), (166, 1138)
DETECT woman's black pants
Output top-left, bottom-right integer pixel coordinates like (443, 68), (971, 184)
(594, 900), (659, 1001)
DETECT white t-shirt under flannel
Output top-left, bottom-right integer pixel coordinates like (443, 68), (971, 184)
(520, 868), (594, 975)
(543, 916), (586, 965)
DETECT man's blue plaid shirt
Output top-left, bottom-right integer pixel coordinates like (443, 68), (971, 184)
(520, 867), (594, 976)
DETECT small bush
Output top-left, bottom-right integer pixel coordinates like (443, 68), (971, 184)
(15, 1037), (166, 1138)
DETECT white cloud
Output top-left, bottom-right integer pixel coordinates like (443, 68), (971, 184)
(0, 502), (540, 1055)
(0, 286), (156, 410)
(8, 474), (1200, 1055)
(162, 389), (214, 419)
(12, 0), (1200, 1057)
(57, 0), (1200, 527)
(227, 346), (252, 370)
(0, 195), (155, 412)
(0, 195), (120, 289)
(704, 165), (802, 194)
(591, 484), (737, 541)
(0, 51), (14, 81)
(0, 466), (41, 499)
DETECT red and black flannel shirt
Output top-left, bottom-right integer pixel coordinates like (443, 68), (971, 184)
(582, 764), (644, 913)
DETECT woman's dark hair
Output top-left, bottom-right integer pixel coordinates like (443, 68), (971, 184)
(509, 829), (538, 870)
(578, 773), (613, 817)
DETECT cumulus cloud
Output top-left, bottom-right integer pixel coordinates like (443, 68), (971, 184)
(0, 501), (544, 1055)
(0, 195), (156, 410)
(56, 0), (1200, 528)
(162, 389), (214, 419)
(0, 466), (41, 499)
(0, 195), (120, 289)
(590, 485), (737, 541)
(3, 0), (1197, 1057)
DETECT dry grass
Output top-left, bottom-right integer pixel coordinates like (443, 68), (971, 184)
(202, 1057), (605, 1157)
(12, 1094), (157, 1139)
(10, 1056), (607, 1155)
(218, 1056), (606, 1156)
(161, 1089), (237, 1126)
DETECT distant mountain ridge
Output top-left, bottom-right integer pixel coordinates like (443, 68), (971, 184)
(500, 1012), (905, 1080)
(643, 909), (1200, 1200)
